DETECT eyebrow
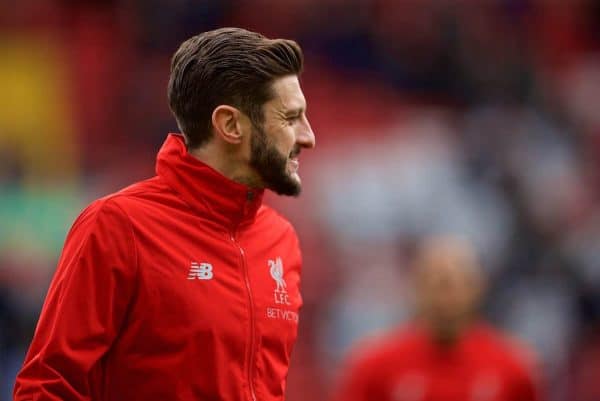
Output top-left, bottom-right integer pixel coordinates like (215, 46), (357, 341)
(283, 106), (305, 116)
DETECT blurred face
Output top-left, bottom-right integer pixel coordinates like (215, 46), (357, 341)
(249, 75), (315, 196)
(414, 238), (483, 342)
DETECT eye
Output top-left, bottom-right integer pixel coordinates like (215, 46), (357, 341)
(286, 115), (301, 124)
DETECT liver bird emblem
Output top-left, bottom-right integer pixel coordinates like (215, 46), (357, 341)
(269, 257), (286, 293)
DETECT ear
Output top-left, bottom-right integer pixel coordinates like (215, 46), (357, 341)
(211, 105), (244, 145)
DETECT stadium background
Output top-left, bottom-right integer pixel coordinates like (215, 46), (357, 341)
(1, 0), (600, 400)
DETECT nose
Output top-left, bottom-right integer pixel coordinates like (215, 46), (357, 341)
(297, 114), (316, 149)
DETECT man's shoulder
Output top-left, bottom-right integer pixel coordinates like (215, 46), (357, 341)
(472, 324), (527, 352)
(344, 325), (420, 368)
(256, 204), (296, 234)
(108, 176), (170, 203)
(471, 324), (540, 373)
(97, 176), (184, 215)
(65, 195), (134, 247)
(72, 176), (180, 228)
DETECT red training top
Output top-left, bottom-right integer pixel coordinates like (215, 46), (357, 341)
(14, 134), (304, 401)
(332, 323), (543, 401)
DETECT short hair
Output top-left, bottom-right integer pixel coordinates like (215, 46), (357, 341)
(167, 27), (304, 148)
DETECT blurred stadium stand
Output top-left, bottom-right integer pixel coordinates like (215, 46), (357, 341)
(2, 1), (600, 400)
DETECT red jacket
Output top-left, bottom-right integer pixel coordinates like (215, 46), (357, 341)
(14, 134), (303, 401)
(332, 323), (543, 401)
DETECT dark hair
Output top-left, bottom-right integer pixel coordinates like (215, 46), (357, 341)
(167, 27), (304, 148)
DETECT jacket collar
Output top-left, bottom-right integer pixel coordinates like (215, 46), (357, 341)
(156, 133), (264, 230)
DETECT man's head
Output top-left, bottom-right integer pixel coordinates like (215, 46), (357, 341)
(168, 27), (315, 196)
(412, 236), (484, 343)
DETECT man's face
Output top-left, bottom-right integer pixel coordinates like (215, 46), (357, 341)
(249, 75), (315, 196)
(414, 238), (483, 341)
(418, 262), (479, 326)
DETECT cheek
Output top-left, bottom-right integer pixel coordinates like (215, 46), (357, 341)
(270, 127), (296, 154)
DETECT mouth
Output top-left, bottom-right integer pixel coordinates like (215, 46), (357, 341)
(288, 148), (301, 173)
(288, 158), (299, 173)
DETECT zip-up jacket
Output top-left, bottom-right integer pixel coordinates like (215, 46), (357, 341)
(14, 134), (303, 401)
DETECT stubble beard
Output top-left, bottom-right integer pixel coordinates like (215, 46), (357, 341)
(249, 123), (301, 197)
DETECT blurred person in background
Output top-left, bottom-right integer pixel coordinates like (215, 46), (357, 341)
(13, 27), (315, 401)
(331, 235), (542, 401)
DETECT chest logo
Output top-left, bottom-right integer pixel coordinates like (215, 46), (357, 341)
(269, 257), (290, 305)
(187, 262), (214, 280)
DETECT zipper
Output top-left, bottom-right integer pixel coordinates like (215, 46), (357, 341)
(230, 230), (258, 401)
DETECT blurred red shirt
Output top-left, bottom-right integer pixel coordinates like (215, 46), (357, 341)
(332, 322), (542, 401)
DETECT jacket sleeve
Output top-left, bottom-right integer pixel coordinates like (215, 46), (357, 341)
(13, 198), (138, 401)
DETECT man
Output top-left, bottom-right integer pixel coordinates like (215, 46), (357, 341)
(14, 27), (315, 401)
(332, 236), (543, 401)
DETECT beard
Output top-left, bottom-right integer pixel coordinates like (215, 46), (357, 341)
(249, 123), (301, 197)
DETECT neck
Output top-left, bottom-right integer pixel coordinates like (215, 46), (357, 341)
(426, 317), (473, 346)
(189, 141), (263, 189)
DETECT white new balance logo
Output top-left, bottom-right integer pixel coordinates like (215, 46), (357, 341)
(187, 262), (214, 280)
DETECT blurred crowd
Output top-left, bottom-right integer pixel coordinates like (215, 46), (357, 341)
(2, 1), (600, 400)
